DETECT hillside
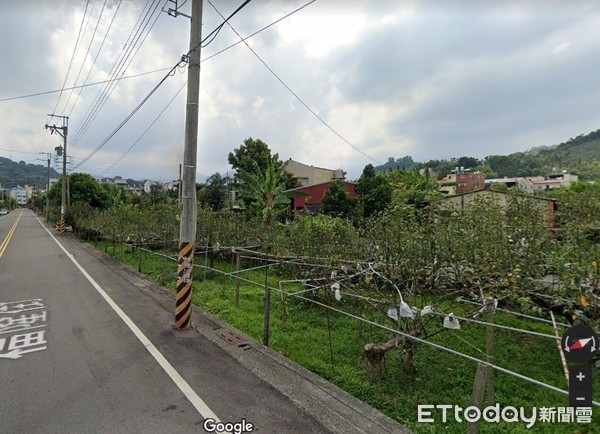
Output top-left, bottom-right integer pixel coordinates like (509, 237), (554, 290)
(376, 128), (600, 180)
(532, 130), (600, 179)
(0, 157), (60, 189)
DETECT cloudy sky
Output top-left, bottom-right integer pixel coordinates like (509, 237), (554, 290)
(1, 0), (599, 182)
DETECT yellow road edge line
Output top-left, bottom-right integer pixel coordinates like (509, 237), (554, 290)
(0, 212), (21, 254)
(0, 210), (24, 259)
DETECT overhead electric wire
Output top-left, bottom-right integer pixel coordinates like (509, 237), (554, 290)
(0, 147), (41, 155)
(50, 0), (91, 117)
(99, 0), (310, 175)
(67, 0), (120, 117)
(70, 0), (163, 149)
(38, 130), (49, 154)
(60, 0), (104, 115)
(73, 0), (257, 172)
(0, 68), (173, 103)
(1, 0), (287, 105)
(201, 0), (315, 64)
(207, 0), (381, 164)
(189, 0), (253, 54)
(72, 0), (166, 150)
(71, 61), (184, 171)
(69, 0), (155, 147)
(99, 79), (187, 175)
(70, 0), (165, 150)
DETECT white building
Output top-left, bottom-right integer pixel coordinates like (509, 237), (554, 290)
(529, 172), (578, 193)
(162, 180), (180, 192)
(144, 180), (158, 194)
(10, 185), (28, 205)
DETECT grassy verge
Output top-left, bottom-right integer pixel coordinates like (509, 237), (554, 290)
(91, 238), (599, 433)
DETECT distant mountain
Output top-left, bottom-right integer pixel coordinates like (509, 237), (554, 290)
(0, 157), (60, 189)
(529, 129), (600, 179)
(376, 156), (417, 172)
(375, 128), (600, 180)
(527, 144), (558, 155)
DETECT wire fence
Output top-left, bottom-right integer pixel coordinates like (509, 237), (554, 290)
(76, 228), (600, 409)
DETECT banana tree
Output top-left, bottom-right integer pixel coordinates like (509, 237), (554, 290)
(236, 156), (307, 230)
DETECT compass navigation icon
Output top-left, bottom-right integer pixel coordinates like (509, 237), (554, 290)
(561, 325), (599, 362)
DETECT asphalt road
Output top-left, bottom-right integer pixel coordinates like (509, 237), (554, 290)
(0, 210), (330, 433)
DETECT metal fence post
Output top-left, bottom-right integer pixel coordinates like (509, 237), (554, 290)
(262, 256), (271, 347)
(235, 251), (241, 308)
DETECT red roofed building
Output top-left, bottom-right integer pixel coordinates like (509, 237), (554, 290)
(288, 181), (357, 215)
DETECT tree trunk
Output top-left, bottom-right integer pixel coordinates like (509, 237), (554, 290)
(364, 337), (403, 381)
(404, 339), (416, 374)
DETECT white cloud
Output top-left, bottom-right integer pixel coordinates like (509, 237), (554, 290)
(1, 0), (599, 182)
(552, 41), (571, 54)
(277, 8), (367, 58)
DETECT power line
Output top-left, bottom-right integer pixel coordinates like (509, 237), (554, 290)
(60, 0), (105, 115)
(100, 79), (187, 175)
(66, 0), (119, 118)
(201, 0), (315, 64)
(38, 129), (49, 154)
(0, 148), (41, 155)
(70, 0), (165, 149)
(190, 0), (254, 53)
(1, 0), (299, 105)
(99, 0), (311, 174)
(207, 0), (381, 164)
(2, 0), (292, 105)
(72, 0), (257, 172)
(0, 67), (173, 103)
(50, 0), (91, 117)
(71, 62), (183, 171)
(70, 0), (163, 148)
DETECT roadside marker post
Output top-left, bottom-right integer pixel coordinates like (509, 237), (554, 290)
(176, 241), (194, 329)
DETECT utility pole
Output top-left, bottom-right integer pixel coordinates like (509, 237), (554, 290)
(178, 163), (182, 205)
(45, 115), (68, 235)
(175, 0), (202, 329)
(46, 157), (51, 221)
(37, 153), (51, 222)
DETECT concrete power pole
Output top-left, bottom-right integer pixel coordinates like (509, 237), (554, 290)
(46, 157), (51, 221)
(45, 115), (68, 235)
(38, 153), (51, 222)
(176, 0), (203, 330)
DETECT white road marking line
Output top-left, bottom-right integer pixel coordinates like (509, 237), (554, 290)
(35, 216), (226, 425)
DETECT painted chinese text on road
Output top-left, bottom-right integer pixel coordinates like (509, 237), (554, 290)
(0, 299), (48, 360)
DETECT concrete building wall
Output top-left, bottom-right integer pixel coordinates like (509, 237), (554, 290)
(284, 159), (345, 187)
(10, 186), (28, 205)
(437, 190), (555, 224)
